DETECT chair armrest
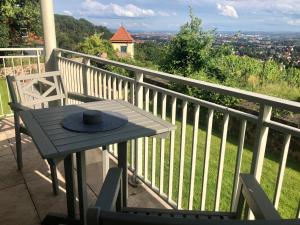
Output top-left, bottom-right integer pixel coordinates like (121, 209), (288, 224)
(68, 92), (103, 103)
(239, 174), (281, 220)
(87, 168), (123, 225)
(9, 102), (31, 112)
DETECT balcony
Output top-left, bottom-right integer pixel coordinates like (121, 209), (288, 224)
(0, 44), (300, 225)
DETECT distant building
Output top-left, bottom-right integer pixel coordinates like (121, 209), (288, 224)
(110, 26), (135, 58)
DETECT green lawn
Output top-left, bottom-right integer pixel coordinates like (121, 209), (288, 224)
(0, 78), (11, 117)
(136, 103), (300, 219)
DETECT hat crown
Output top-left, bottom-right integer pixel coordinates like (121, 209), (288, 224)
(83, 110), (102, 125)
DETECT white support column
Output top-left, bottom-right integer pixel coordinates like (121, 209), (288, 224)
(40, 0), (57, 72)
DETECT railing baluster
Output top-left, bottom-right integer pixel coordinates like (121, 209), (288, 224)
(124, 81), (128, 102)
(177, 100), (188, 209)
(107, 75), (112, 100)
(94, 70), (99, 97)
(215, 113), (230, 211)
(103, 73), (107, 99)
(159, 93), (167, 194)
(113, 76), (117, 99)
(188, 104), (200, 210)
(151, 90), (158, 187)
(231, 119), (247, 211)
(99, 72), (103, 98)
(201, 108), (214, 210)
(118, 79), (123, 100)
(168, 96), (177, 202)
(273, 134), (291, 209)
(144, 87), (150, 180)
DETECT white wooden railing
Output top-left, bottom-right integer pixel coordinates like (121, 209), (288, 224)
(1, 48), (299, 219)
(55, 48), (300, 219)
(0, 48), (44, 117)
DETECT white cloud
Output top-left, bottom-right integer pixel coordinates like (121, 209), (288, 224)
(80, 0), (160, 18)
(287, 19), (300, 26)
(217, 4), (239, 18)
(63, 10), (73, 16)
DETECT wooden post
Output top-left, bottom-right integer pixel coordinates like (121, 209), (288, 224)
(133, 72), (143, 183)
(249, 104), (272, 219)
(251, 105), (272, 181)
(82, 58), (90, 96)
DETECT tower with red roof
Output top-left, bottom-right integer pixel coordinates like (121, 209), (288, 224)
(110, 26), (135, 58)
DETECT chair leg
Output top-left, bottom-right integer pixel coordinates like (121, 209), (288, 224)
(49, 161), (59, 195)
(14, 114), (23, 170)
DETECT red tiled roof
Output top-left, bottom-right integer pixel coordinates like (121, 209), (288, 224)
(110, 26), (134, 43)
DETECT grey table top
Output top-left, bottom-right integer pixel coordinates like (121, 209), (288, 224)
(20, 100), (175, 160)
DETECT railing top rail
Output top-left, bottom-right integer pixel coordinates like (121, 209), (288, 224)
(0, 47), (44, 51)
(55, 48), (300, 113)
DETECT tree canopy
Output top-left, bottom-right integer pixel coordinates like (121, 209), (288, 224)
(55, 14), (112, 50)
(0, 0), (42, 47)
(160, 8), (214, 75)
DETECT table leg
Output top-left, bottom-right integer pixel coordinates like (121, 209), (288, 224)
(117, 141), (128, 207)
(76, 151), (88, 225)
(64, 154), (76, 218)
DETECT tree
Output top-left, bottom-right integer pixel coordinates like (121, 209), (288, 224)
(79, 34), (116, 59)
(0, 23), (10, 48)
(55, 14), (112, 50)
(160, 7), (214, 75)
(0, 0), (42, 46)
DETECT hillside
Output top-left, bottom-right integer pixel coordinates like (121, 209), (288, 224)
(55, 14), (112, 50)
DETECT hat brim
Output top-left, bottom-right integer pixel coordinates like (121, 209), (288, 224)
(61, 111), (128, 133)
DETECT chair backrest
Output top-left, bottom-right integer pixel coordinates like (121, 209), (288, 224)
(87, 168), (288, 225)
(6, 71), (67, 109)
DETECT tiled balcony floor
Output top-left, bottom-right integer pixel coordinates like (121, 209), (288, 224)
(0, 118), (167, 225)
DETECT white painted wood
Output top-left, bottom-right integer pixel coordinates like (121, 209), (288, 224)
(130, 82), (135, 105)
(135, 73), (144, 177)
(118, 79), (123, 99)
(215, 113), (230, 211)
(159, 93), (167, 194)
(56, 48), (300, 114)
(107, 75), (112, 100)
(188, 104), (200, 210)
(151, 90), (158, 187)
(102, 148), (109, 181)
(251, 105), (272, 182)
(113, 76), (117, 99)
(168, 96), (177, 202)
(124, 81), (128, 102)
(103, 73), (107, 99)
(273, 134), (291, 209)
(177, 100), (188, 209)
(82, 58), (90, 96)
(201, 108), (214, 210)
(94, 70), (99, 97)
(40, 0), (56, 71)
(144, 87), (150, 180)
(99, 72), (103, 98)
(231, 120), (247, 211)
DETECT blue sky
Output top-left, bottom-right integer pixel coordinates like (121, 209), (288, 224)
(53, 0), (300, 32)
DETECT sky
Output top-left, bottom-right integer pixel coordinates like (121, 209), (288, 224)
(53, 0), (300, 32)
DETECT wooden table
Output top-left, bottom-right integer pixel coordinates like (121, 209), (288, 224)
(20, 100), (175, 225)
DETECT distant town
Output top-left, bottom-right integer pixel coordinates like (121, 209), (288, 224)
(132, 31), (300, 67)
